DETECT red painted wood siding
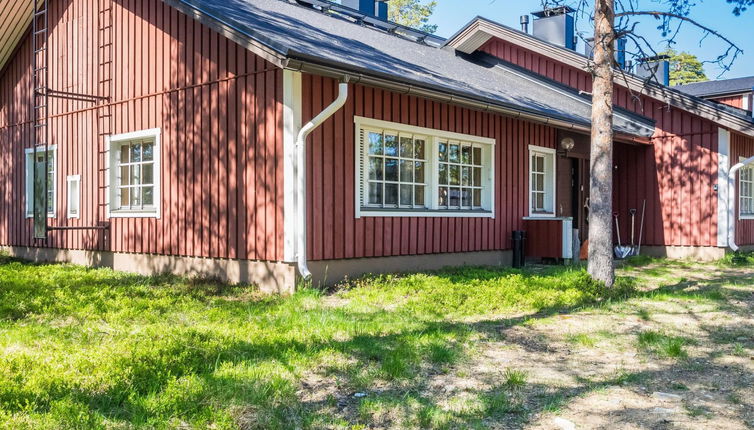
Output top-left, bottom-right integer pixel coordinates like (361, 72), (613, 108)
(710, 95), (744, 109)
(524, 219), (563, 259)
(480, 38), (720, 248)
(302, 73), (558, 261)
(0, 0), (284, 261)
(731, 132), (754, 246)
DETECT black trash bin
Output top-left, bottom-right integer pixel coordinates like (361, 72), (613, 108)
(511, 230), (526, 268)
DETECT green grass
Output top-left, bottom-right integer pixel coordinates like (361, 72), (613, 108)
(0, 255), (634, 429)
(637, 330), (691, 359)
(1, 253), (748, 428)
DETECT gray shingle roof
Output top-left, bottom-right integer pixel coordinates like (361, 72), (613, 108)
(173, 0), (656, 137)
(674, 77), (754, 97)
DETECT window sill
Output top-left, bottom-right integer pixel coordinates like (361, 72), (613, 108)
(739, 214), (754, 220)
(107, 210), (160, 219)
(25, 214), (56, 219)
(358, 208), (494, 218)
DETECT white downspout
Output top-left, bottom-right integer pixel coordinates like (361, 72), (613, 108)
(727, 155), (754, 251)
(295, 78), (349, 279)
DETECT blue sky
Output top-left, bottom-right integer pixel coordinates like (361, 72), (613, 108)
(429, 1), (753, 79)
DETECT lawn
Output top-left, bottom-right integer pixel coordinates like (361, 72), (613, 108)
(0, 254), (752, 429)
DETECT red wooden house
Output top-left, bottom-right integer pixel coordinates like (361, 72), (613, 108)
(1, 0), (754, 292)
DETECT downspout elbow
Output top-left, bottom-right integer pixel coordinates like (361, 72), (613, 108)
(295, 79), (349, 280)
(727, 155), (754, 252)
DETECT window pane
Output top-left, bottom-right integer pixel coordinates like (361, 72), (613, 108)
(415, 185), (424, 206)
(473, 189), (481, 207)
(131, 144), (141, 163)
(473, 167), (482, 187)
(461, 166), (470, 186)
(120, 145), (130, 164)
(449, 187), (461, 207)
(399, 137), (413, 158)
(385, 134), (398, 156)
(536, 174), (544, 191)
(69, 180), (79, 214)
(438, 142), (447, 161)
(143, 164), (154, 185)
(415, 161), (425, 183)
(368, 182), (382, 204)
(384, 183), (398, 205)
(461, 145), (471, 164)
(400, 160), (413, 183)
(369, 157), (383, 180)
(535, 193), (544, 210)
(414, 140), (425, 159)
(120, 165), (130, 186)
(142, 143), (154, 161)
(384, 158), (398, 181)
(438, 163), (448, 185)
(449, 165), (460, 185)
(473, 147), (482, 166)
(400, 184), (412, 206)
(368, 132), (383, 155)
(120, 188), (130, 207)
(535, 156), (544, 172)
(461, 188), (471, 207)
(438, 187), (448, 207)
(142, 186), (154, 206)
(449, 144), (460, 162)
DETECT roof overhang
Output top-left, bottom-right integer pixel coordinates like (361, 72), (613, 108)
(446, 17), (754, 138)
(0, 0), (37, 74)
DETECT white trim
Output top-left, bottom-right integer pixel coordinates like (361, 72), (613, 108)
(562, 217), (573, 259)
(717, 128), (730, 247)
(738, 155), (754, 220)
(24, 145), (58, 219)
(354, 116), (496, 146)
(742, 94), (750, 112)
(527, 145), (557, 218)
(282, 70), (302, 263)
(104, 128), (161, 219)
(66, 175), (81, 219)
(354, 117), (495, 218)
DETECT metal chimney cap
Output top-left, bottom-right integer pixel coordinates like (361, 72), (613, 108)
(531, 6), (575, 18)
(520, 15), (530, 24)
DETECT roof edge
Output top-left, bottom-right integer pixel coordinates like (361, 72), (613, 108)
(444, 16), (754, 137)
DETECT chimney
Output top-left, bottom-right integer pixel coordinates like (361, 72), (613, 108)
(342, 0), (388, 20)
(584, 37), (627, 70)
(520, 15), (530, 33)
(531, 6), (576, 50)
(635, 55), (670, 86)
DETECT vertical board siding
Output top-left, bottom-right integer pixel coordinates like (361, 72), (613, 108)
(731, 132), (754, 245)
(480, 38), (720, 247)
(710, 95), (744, 110)
(0, 0), (284, 261)
(303, 73), (557, 261)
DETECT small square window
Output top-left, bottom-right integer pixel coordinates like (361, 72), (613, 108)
(529, 146), (556, 217)
(107, 129), (161, 218)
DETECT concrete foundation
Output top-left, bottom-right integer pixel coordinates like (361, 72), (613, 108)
(0, 246), (297, 294)
(308, 250), (514, 286)
(640, 245), (726, 261)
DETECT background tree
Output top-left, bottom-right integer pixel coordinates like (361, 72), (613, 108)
(660, 48), (708, 86)
(388, 0), (438, 33)
(560, 0), (746, 286)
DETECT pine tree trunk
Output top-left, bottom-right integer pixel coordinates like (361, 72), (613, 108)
(588, 0), (616, 286)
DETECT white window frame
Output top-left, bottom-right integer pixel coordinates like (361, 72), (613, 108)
(739, 156), (754, 220)
(105, 128), (161, 219)
(528, 145), (557, 218)
(66, 175), (81, 219)
(354, 116), (495, 218)
(24, 145), (57, 218)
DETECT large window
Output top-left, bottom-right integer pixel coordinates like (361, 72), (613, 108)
(25, 146), (57, 218)
(356, 117), (494, 217)
(107, 129), (161, 218)
(528, 145), (556, 217)
(740, 162), (754, 218)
